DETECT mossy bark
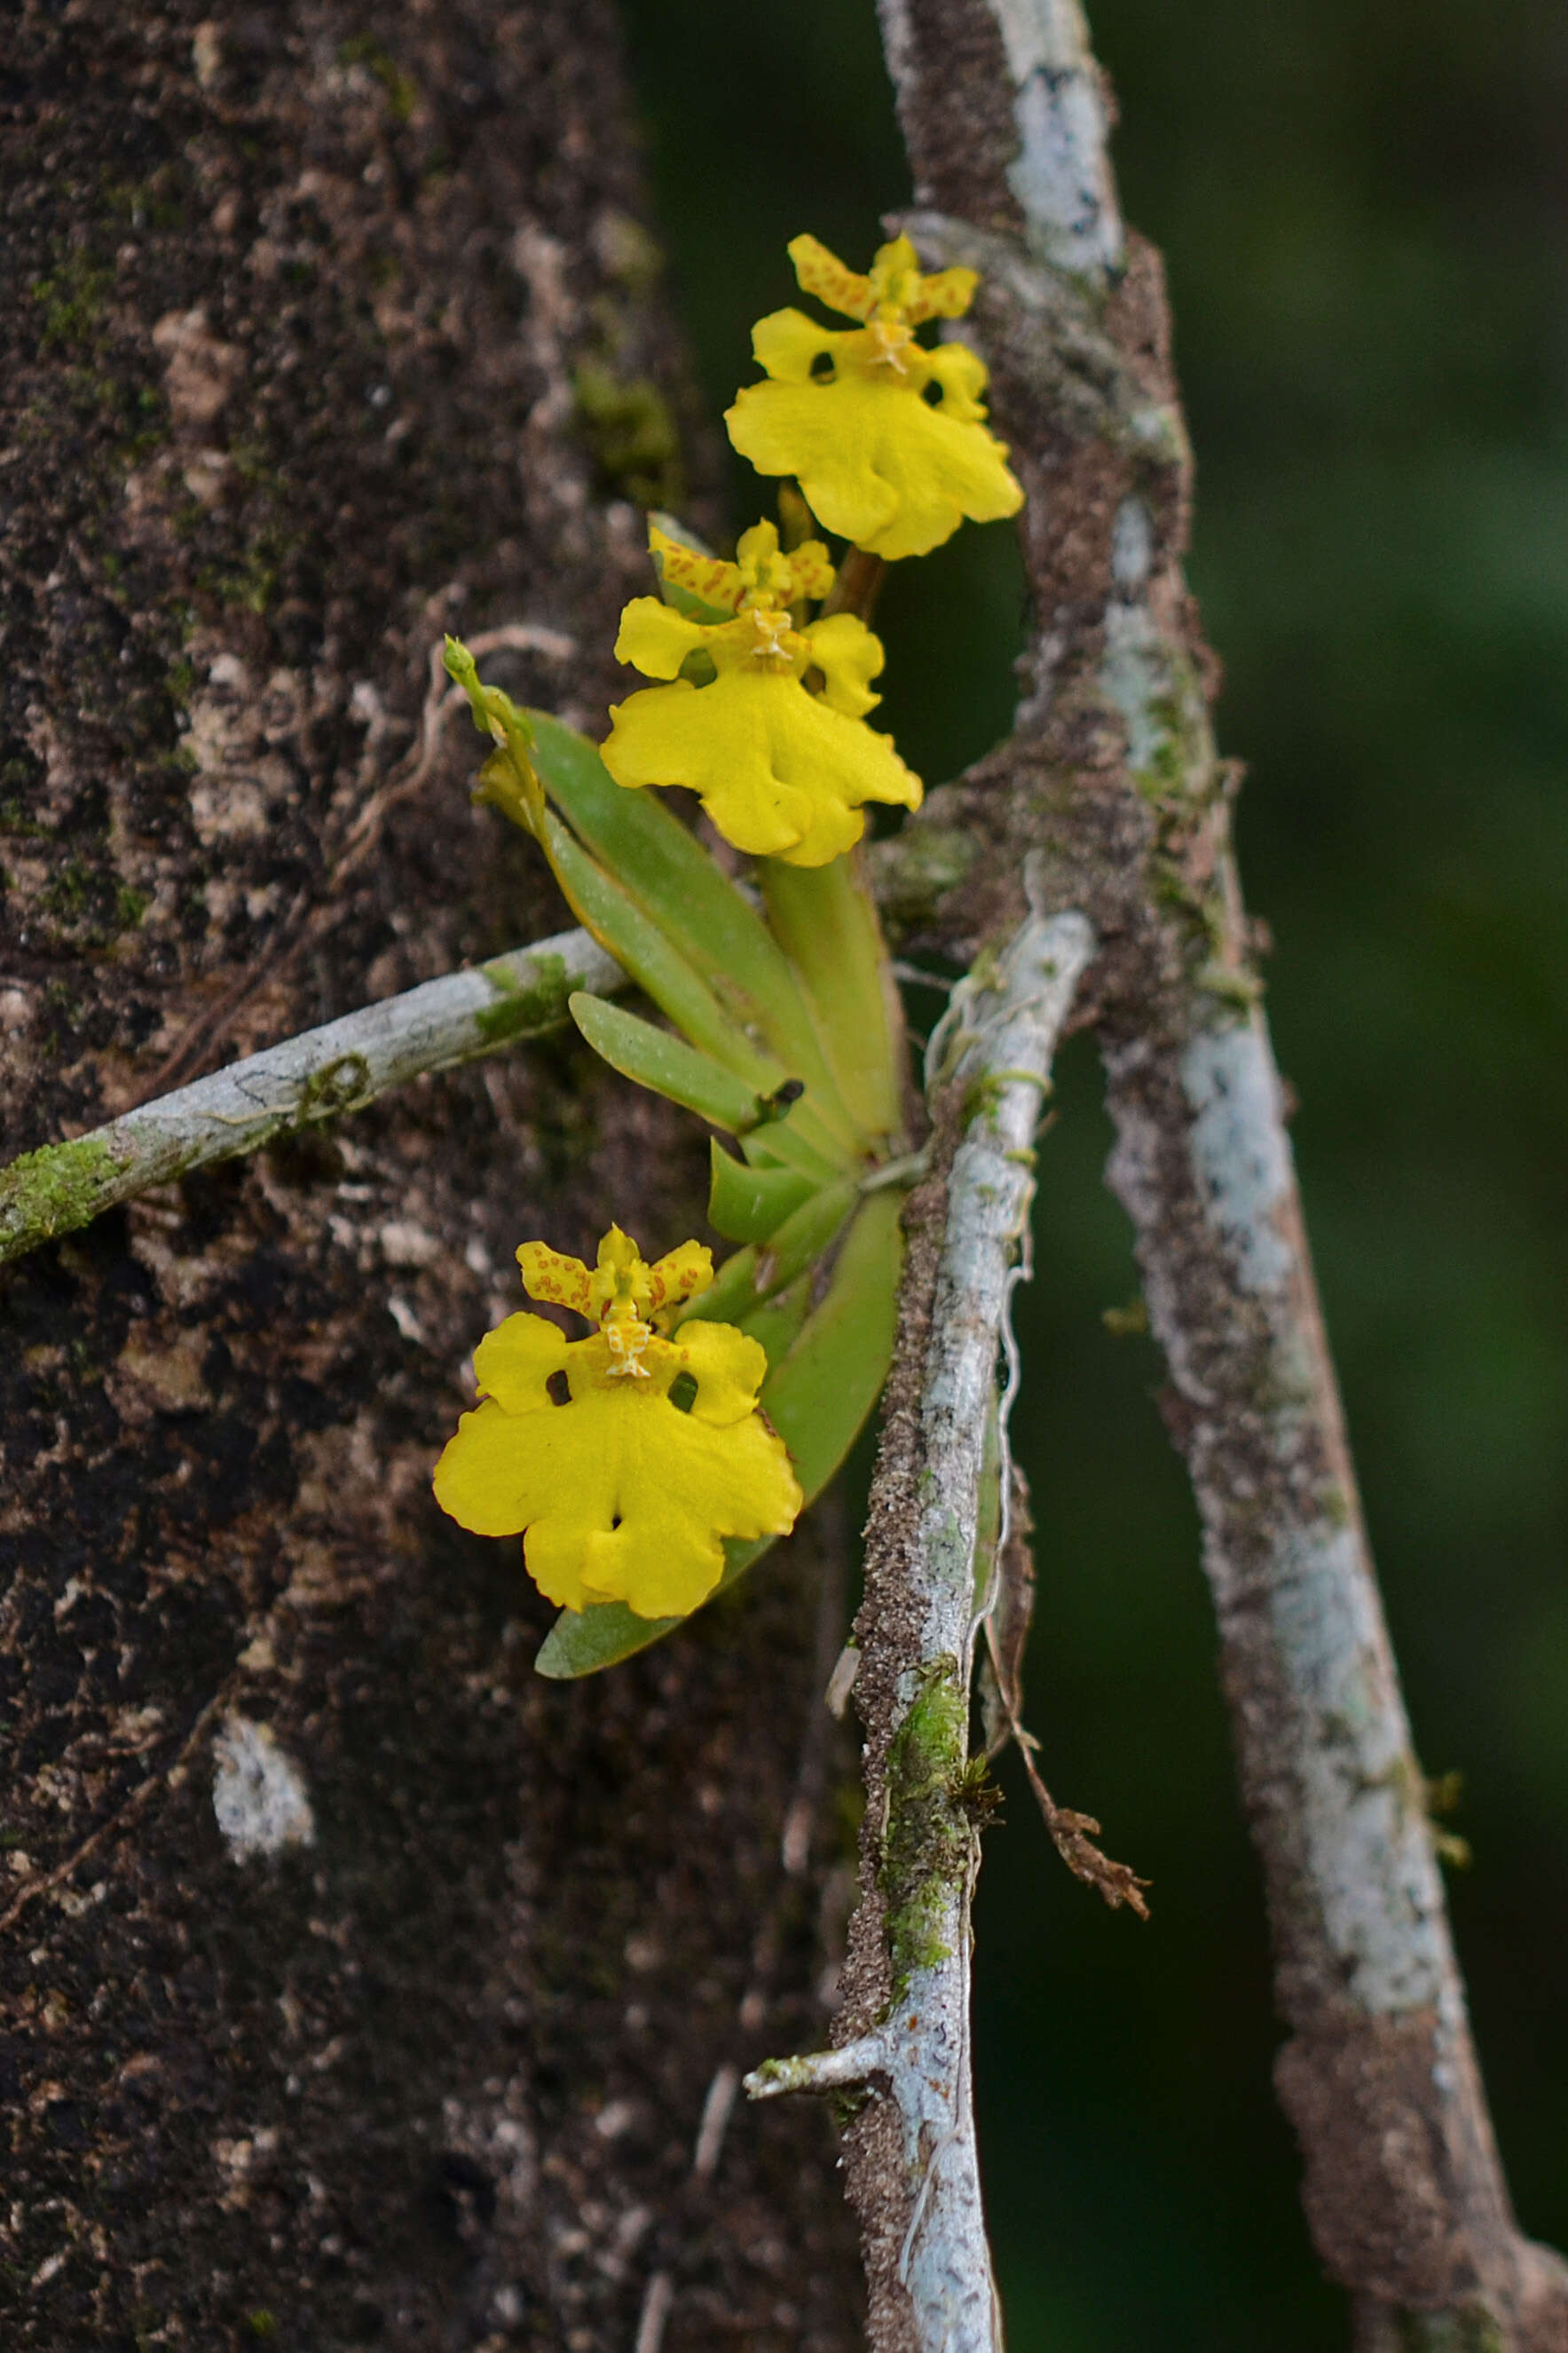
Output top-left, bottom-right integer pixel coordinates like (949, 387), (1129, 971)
(0, 5), (858, 2344)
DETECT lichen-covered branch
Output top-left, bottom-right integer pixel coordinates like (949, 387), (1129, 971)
(0, 928), (621, 1267)
(0, 825), (976, 1273)
(748, 909), (1093, 2353)
(876, 0), (1568, 2341)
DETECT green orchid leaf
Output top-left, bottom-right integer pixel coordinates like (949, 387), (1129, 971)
(760, 853), (906, 1149)
(707, 1139), (815, 1243)
(738, 1132), (795, 1171)
(569, 995), (839, 1184)
(689, 1177), (856, 1326)
(696, 1172), (854, 1315)
(544, 815), (787, 1098)
(534, 1187), (903, 1678)
(538, 814), (855, 1173)
(569, 992), (759, 1132)
(751, 1175), (856, 1302)
(528, 712), (864, 1150)
(529, 713), (799, 1009)
(530, 1535), (767, 1681)
(684, 1242), (758, 1330)
(756, 1184), (902, 1500)
(735, 1270), (812, 1370)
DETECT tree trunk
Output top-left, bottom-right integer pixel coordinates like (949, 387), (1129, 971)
(0, 5), (860, 2343)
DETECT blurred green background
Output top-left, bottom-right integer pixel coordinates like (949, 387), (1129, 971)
(618, 2), (1568, 2341)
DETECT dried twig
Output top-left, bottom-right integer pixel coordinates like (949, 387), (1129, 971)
(981, 1469), (1148, 1917)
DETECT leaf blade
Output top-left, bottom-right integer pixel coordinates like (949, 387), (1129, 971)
(759, 1184), (902, 1500)
(707, 1140), (815, 1244)
(750, 1176), (857, 1304)
(759, 852), (907, 1150)
(529, 712), (865, 1148)
(569, 991), (757, 1129)
(569, 995), (840, 1184)
(542, 817), (854, 1171)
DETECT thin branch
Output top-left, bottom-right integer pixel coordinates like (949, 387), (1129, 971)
(0, 826), (967, 1272)
(749, 907), (1095, 2353)
(879, 0), (1568, 2340)
(0, 928), (622, 1267)
(746, 2035), (888, 2101)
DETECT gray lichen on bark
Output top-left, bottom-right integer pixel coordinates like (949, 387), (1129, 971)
(871, 0), (1568, 2342)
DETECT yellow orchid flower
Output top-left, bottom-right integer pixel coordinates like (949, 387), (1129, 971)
(725, 233), (1023, 561)
(433, 1225), (802, 1620)
(600, 518), (921, 868)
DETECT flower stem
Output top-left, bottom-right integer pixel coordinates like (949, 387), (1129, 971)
(819, 543), (886, 625)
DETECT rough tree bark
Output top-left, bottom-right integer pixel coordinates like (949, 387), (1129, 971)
(0, 6), (861, 2345)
